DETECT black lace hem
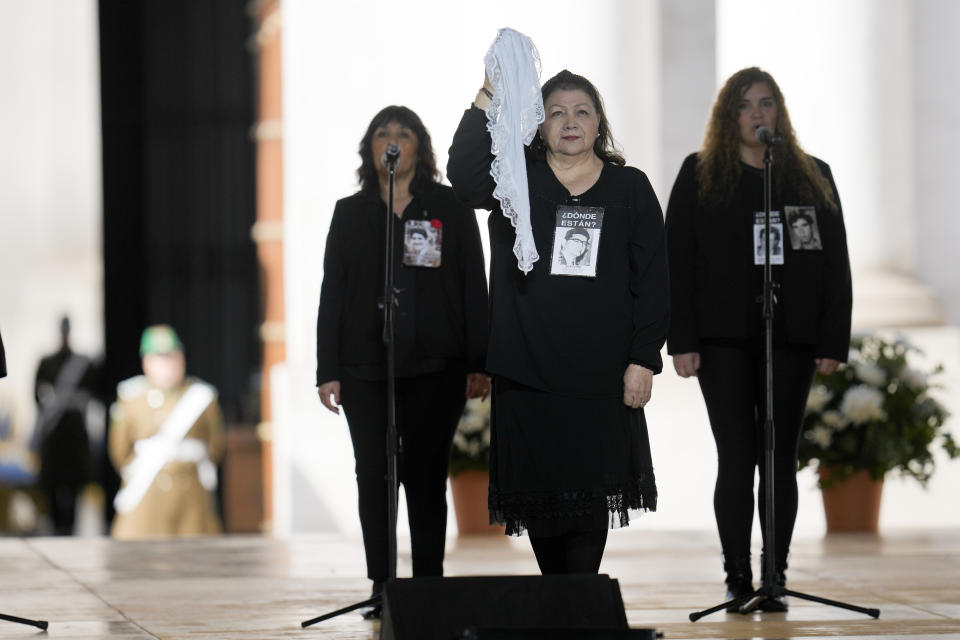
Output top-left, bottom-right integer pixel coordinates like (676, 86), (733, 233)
(488, 474), (657, 537)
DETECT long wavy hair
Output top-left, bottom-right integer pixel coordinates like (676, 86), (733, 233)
(698, 67), (837, 210)
(528, 70), (625, 166)
(357, 106), (440, 195)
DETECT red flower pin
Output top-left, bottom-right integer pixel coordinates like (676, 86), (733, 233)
(430, 218), (442, 229)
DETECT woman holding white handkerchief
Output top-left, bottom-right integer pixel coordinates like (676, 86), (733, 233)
(448, 29), (669, 574)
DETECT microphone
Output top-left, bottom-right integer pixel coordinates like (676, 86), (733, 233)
(755, 126), (782, 146)
(381, 143), (400, 168)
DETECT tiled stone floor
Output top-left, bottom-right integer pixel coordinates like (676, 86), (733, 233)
(1, 528), (958, 638)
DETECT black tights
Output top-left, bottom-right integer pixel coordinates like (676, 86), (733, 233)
(697, 344), (815, 567)
(529, 529), (609, 574)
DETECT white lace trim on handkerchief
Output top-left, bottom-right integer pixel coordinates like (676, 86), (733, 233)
(483, 28), (544, 274)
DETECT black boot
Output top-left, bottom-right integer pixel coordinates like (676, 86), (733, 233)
(359, 580), (383, 620)
(757, 554), (788, 612)
(723, 558), (753, 613)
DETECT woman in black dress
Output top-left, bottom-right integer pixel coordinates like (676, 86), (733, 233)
(448, 70), (669, 574)
(665, 67), (852, 611)
(316, 106), (489, 617)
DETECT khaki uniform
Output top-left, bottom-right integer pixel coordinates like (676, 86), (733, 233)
(108, 375), (224, 539)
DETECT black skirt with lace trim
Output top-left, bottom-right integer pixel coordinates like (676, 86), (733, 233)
(488, 376), (658, 537)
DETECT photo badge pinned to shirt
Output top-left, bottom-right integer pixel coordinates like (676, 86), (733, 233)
(403, 218), (442, 268)
(785, 205), (823, 251)
(753, 211), (785, 265)
(550, 205), (604, 278)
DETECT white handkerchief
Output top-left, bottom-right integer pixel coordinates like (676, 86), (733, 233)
(483, 27), (544, 274)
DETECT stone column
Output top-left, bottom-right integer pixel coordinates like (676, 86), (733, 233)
(914, 0), (960, 323)
(658, 0), (716, 200)
(716, 0), (945, 329)
(251, 0), (284, 533)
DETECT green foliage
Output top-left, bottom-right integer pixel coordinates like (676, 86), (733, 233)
(799, 334), (957, 488)
(449, 397), (491, 476)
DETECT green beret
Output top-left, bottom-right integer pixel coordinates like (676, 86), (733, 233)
(140, 325), (183, 356)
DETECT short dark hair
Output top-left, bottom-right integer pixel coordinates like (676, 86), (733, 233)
(528, 70), (625, 166)
(357, 106), (440, 195)
(759, 226), (782, 241)
(409, 227), (428, 239)
(789, 210), (814, 226)
(565, 227), (590, 241)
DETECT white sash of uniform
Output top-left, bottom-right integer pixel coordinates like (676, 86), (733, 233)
(113, 382), (215, 514)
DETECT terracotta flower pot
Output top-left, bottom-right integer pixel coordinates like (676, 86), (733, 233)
(818, 467), (884, 534)
(449, 469), (505, 536)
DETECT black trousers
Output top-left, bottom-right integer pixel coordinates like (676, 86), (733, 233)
(697, 344), (816, 568)
(340, 369), (466, 583)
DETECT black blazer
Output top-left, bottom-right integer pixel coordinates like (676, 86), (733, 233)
(665, 152), (852, 361)
(316, 183), (489, 385)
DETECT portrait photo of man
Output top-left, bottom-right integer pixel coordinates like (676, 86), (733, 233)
(786, 206), (823, 250)
(754, 223), (784, 265)
(403, 220), (442, 268)
(551, 226), (598, 277)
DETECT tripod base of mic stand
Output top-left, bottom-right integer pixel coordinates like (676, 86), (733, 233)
(301, 593), (381, 628)
(1, 612), (49, 630)
(689, 584), (880, 622)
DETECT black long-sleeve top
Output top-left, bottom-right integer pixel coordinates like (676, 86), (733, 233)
(665, 152), (852, 360)
(315, 183), (489, 385)
(447, 106), (669, 398)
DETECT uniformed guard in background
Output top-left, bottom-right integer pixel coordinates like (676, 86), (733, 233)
(108, 324), (224, 539)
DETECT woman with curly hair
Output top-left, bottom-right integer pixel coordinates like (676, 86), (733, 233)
(665, 67), (852, 612)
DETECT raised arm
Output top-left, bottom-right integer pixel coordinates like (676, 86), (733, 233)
(446, 77), (499, 210)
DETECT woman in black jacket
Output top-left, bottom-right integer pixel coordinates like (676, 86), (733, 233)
(448, 70), (668, 575)
(665, 67), (852, 612)
(316, 106), (489, 618)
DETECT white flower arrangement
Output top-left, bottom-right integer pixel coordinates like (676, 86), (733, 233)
(799, 334), (957, 487)
(837, 384), (887, 425)
(450, 397), (491, 476)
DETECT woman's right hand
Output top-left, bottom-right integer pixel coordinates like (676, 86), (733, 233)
(672, 353), (701, 378)
(317, 381), (341, 415)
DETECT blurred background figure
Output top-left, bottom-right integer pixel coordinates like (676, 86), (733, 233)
(108, 325), (224, 539)
(32, 316), (100, 535)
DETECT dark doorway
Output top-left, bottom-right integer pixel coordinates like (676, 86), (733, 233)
(99, 0), (261, 520)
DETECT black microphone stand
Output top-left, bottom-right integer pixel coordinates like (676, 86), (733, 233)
(690, 138), (879, 622)
(302, 145), (402, 628)
(0, 612), (48, 630)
